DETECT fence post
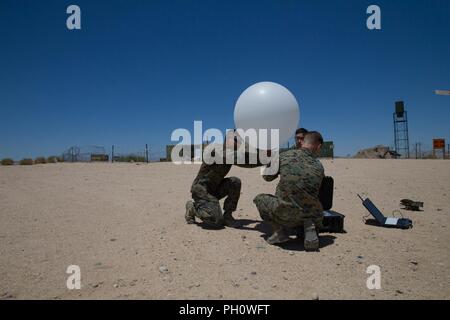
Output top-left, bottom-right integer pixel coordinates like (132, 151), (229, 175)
(112, 145), (115, 163)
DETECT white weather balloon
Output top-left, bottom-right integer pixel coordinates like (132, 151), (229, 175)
(234, 81), (300, 150)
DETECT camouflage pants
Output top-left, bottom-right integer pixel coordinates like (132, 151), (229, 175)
(253, 194), (323, 228)
(191, 177), (241, 226)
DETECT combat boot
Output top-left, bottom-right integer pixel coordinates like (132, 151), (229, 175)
(266, 223), (290, 245)
(223, 211), (239, 228)
(185, 200), (196, 224)
(304, 219), (319, 251)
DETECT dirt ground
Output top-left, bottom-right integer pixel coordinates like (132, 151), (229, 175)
(0, 159), (449, 299)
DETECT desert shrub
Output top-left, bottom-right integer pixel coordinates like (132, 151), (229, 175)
(19, 158), (34, 165)
(47, 156), (58, 163)
(57, 156), (65, 162)
(1, 158), (14, 165)
(34, 157), (47, 164)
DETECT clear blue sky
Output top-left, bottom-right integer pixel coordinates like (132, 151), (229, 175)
(0, 0), (449, 159)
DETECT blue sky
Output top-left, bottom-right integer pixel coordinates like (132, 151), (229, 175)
(0, 0), (449, 159)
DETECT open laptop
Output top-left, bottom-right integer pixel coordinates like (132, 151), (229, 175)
(357, 194), (413, 229)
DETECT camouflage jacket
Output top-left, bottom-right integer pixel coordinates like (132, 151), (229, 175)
(263, 148), (324, 215)
(192, 146), (264, 193)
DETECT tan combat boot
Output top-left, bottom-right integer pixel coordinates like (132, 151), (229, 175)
(223, 211), (239, 228)
(185, 200), (196, 224)
(304, 219), (319, 251)
(266, 223), (290, 245)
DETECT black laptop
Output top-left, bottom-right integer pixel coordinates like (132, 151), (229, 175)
(358, 194), (413, 229)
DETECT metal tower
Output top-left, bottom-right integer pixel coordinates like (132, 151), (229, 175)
(393, 101), (410, 158)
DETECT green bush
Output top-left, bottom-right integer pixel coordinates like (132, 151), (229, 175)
(47, 156), (58, 163)
(34, 157), (47, 164)
(20, 158), (34, 165)
(1, 158), (14, 165)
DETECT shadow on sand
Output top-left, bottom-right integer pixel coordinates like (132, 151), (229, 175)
(197, 222), (225, 230)
(194, 218), (338, 251)
(274, 234), (336, 251)
(364, 218), (385, 228)
(237, 219), (337, 251)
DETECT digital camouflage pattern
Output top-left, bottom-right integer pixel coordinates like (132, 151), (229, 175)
(253, 148), (325, 227)
(190, 145), (263, 226)
(191, 177), (241, 226)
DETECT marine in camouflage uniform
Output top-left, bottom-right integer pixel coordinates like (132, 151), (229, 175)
(253, 138), (324, 250)
(186, 143), (265, 228)
(294, 127), (308, 149)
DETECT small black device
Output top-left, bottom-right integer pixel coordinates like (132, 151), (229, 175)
(357, 194), (413, 229)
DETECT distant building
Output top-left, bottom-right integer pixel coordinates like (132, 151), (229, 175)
(62, 146), (109, 162)
(166, 144), (207, 162)
(319, 141), (334, 158)
(90, 154), (109, 162)
(353, 145), (400, 159)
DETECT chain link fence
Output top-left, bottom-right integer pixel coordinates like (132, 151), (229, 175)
(61, 146), (108, 162)
(60, 144), (168, 163)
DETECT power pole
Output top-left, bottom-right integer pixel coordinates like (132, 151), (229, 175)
(112, 145), (115, 163)
(145, 144), (149, 163)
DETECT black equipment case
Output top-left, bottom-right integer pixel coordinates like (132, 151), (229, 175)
(318, 176), (345, 233)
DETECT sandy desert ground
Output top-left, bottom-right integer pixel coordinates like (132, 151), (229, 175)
(0, 159), (449, 299)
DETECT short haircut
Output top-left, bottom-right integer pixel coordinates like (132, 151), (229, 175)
(295, 128), (308, 135)
(304, 131), (323, 145)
